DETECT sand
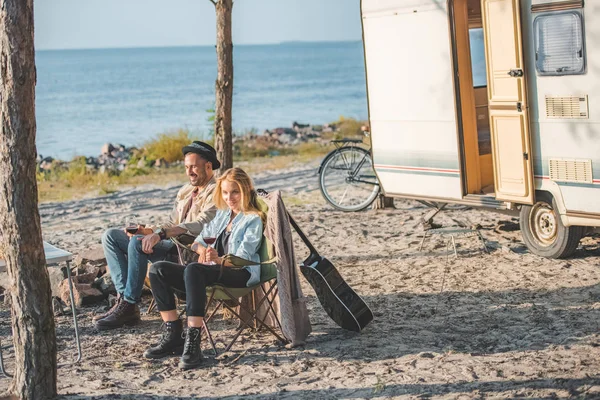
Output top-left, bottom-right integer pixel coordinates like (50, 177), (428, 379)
(1, 159), (600, 399)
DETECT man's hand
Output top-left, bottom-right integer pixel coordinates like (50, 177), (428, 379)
(124, 225), (152, 238)
(139, 233), (161, 254)
(138, 227), (154, 236)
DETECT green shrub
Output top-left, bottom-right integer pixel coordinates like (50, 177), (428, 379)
(142, 129), (201, 163)
(330, 116), (367, 140)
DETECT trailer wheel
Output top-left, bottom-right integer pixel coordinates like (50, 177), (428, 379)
(519, 192), (583, 259)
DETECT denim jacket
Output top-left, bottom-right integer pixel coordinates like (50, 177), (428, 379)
(194, 209), (263, 287)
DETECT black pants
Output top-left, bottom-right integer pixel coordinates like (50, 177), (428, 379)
(148, 261), (251, 317)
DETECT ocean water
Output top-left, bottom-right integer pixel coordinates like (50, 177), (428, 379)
(35, 41), (368, 159)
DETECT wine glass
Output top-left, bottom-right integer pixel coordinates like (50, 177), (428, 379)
(202, 223), (216, 264)
(125, 216), (139, 235)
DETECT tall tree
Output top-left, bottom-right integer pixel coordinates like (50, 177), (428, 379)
(210, 0), (234, 174)
(0, 0), (57, 398)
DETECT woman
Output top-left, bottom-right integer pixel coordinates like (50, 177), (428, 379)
(144, 167), (265, 370)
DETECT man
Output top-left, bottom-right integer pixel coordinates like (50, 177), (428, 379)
(95, 141), (220, 330)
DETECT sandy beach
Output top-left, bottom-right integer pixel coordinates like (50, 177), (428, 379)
(2, 159), (600, 399)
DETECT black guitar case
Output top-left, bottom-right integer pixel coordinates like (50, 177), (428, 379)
(288, 214), (374, 332)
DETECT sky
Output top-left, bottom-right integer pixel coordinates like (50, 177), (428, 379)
(35, 0), (363, 50)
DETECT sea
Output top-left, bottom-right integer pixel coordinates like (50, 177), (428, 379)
(35, 41), (369, 160)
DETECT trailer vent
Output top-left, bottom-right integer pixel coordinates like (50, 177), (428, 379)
(549, 158), (592, 184)
(545, 95), (588, 118)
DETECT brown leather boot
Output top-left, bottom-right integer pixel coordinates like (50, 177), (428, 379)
(92, 294), (121, 323)
(94, 299), (140, 330)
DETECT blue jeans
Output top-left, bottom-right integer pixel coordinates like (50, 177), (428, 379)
(101, 228), (175, 304)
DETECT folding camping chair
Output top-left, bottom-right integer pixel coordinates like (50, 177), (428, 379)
(200, 237), (286, 355)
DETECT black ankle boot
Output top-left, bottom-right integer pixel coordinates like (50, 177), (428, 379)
(143, 320), (185, 359)
(179, 327), (203, 370)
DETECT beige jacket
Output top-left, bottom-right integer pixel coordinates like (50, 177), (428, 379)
(161, 177), (217, 237)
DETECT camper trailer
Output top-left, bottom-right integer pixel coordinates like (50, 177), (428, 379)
(361, 0), (600, 258)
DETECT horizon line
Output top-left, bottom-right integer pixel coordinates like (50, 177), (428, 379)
(36, 39), (362, 52)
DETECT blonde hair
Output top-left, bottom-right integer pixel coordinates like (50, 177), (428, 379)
(214, 167), (265, 223)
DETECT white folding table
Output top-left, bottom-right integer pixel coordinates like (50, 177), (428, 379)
(0, 242), (81, 378)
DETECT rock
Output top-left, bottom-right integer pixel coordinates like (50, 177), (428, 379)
(52, 296), (65, 316)
(292, 121), (310, 130)
(111, 150), (128, 160)
(48, 265), (68, 297)
(278, 133), (293, 144)
(101, 143), (115, 155)
(74, 247), (106, 267)
(60, 279), (106, 307)
(154, 158), (168, 168)
(107, 293), (118, 308)
(73, 270), (100, 285)
(92, 273), (115, 295)
(97, 154), (114, 165)
(272, 127), (296, 136)
(39, 157), (55, 171)
(86, 156), (98, 166)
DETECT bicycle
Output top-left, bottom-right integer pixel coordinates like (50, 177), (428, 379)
(318, 131), (380, 212)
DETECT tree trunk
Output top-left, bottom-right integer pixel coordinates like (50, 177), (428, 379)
(213, 0), (234, 174)
(372, 194), (395, 210)
(0, 1), (57, 398)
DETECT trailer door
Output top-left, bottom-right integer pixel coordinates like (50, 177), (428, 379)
(482, 0), (534, 204)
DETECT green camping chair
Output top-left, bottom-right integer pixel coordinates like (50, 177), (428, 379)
(201, 235), (285, 355)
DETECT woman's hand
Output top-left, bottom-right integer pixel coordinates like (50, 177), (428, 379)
(205, 247), (222, 265)
(193, 243), (207, 263)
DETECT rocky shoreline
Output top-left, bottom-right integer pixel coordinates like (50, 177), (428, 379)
(36, 120), (347, 175)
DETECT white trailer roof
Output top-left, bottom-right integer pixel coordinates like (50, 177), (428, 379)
(362, 0), (447, 15)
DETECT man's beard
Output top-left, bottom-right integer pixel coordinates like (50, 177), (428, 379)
(190, 171), (207, 186)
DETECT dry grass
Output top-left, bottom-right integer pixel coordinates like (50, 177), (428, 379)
(37, 167), (184, 202)
(37, 152), (328, 203)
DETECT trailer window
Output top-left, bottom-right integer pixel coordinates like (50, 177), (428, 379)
(469, 28), (487, 87)
(534, 11), (585, 76)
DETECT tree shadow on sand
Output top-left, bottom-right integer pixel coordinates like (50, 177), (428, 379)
(295, 283), (600, 363)
(54, 375), (600, 399)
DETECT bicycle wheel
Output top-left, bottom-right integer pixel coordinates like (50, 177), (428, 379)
(319, 146), (380, 212)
